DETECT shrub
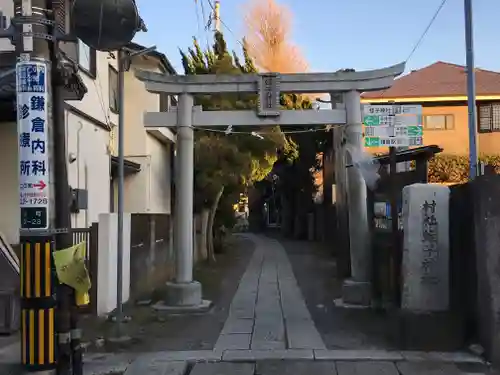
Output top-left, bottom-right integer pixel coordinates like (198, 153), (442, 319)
(428, 154), (500, 183)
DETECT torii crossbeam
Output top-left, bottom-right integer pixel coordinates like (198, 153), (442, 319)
(135, 63), (405, 312)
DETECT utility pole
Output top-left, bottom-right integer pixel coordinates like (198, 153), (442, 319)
(213, 0), (220, 32)
(464, 0), (478, 180)
(115, 48), (126, 340)
(10, 0), (83, 373)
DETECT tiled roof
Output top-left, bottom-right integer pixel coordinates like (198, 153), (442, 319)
(361, 61), (500, 99)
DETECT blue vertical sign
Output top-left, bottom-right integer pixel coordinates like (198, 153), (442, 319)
(16, 61), (50, 230)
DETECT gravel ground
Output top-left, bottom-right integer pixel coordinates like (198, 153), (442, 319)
(276, 236), (396, 350)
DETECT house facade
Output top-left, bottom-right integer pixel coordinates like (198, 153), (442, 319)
(0, 2), (176, 245)
(361, 61), (500, 156)
(119, 43), (176, 215)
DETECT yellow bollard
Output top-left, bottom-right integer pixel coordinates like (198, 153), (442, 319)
(20, 236), (57, 372)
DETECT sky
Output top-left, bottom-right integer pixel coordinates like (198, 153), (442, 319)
(133, 0), (500, 75)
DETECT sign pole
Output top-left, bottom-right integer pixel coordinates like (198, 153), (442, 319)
(362, 103), (424, 308)
(464, 0), (478, 180)
(388, 146), (400, 307)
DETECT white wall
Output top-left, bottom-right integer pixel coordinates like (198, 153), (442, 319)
(65, 110), (111, 228)
(146, 134), (171, 214)
(97, 213), (130, 316)
(120, 58), (173, 214)
(0, 0), (14, 52)
(66, 51), (118, 127)
(122, 136), (172, 214)
(0, 122), (19, 245)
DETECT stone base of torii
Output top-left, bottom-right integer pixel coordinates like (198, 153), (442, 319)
(136, 64), (405, 311)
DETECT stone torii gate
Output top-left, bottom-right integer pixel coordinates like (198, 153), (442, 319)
(136, 63), (405, 311)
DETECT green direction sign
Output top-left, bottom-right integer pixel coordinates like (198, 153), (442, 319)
(407, 125), (423, 136)
(364, 137), (380, 147)
(363, 115), (380, 126)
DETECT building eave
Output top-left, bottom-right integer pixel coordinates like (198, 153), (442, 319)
(126, 42), (177, 75)
(147, 128), (176, 144)
(361, 95), (500, 104)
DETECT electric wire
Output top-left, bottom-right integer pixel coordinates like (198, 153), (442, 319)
(195, 0), (448, 137)
(375, 0), (449, 98)
(198, 0), (211, 50)
(194, 0), (203, 43)
(207, 0), (245, 49)
(82, 45), (112, 128)
(405, 0), (448, 64)
(192, 124), (337, 135)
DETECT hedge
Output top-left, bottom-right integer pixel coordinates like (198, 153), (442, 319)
(428, 154), (500, 183)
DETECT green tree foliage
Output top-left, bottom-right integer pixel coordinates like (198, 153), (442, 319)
(180, 32), (285, 211)
(180, 31), (328, 240)
(273, 96), (332, 235)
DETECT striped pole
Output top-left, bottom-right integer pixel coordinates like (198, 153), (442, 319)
(20, 236), (56, 372)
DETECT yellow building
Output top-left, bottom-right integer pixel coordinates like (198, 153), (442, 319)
(361, 61), (500, 156)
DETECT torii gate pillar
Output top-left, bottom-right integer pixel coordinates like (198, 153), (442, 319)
(342, 90), (372, 306)
(159, 93), (211, 312)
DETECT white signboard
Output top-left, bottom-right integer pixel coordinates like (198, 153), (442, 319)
(375, 136), (423, 147)
(363, 104), (423, 148)
(363, 104), (422, 116)
(16, 61), (50, 230)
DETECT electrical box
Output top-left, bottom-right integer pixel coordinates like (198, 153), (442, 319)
(70, 188), (88, 213)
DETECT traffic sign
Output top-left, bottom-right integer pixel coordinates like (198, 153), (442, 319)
(363, 104), (423, 116)
(375, 136), (423, 147)
(407, 125), (422, 136)
(362, 104), (423, 148)
(364, 137), (380, 147)
(365, 125), (423, 138)
(363, 114), (420, 127)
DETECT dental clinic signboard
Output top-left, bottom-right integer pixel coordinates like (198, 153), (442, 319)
(16, 60), (50, 230)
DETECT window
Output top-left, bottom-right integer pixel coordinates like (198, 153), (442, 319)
(0, 12), (7, 29)
(108, 65), (119, 113)
(77, 39), (96, 77)
(478, 103), (500, 132)
(423, 115), (454, 130)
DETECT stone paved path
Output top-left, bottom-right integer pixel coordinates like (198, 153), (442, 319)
(95, 234), (493, 375)
(120, 355), (493, 375)
(214, 234), (325, 351)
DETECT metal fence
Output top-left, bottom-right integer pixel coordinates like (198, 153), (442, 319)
(70, 224), (98, 314)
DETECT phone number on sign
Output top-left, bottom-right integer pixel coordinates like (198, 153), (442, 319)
(20, 197), (48, 205)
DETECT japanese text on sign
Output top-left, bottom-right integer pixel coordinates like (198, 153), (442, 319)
(16, 61), (50, 230)
(363, 104), (423, 148)
(363, 104), (422, 116)
(421, 200), (439, 284)
(257, 73), (280, 117)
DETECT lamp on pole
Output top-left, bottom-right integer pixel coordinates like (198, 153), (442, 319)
(113, 45), (156, 340)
